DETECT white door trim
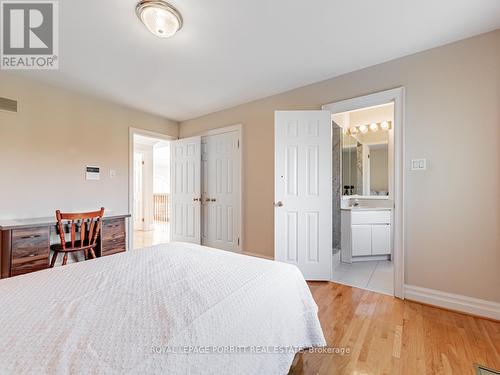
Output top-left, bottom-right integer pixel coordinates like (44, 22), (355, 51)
(129, 127), (176, 251)
(188, 124), (244, 252)
(322, 87), (406, 299)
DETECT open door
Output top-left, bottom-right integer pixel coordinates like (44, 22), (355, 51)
(275, 111), (332, 280)
(170, 136), (201, 243)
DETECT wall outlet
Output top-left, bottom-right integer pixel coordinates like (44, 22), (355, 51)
(411, 159), (426, 171)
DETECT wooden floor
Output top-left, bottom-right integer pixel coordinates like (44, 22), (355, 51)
(289, 282), (500, 375)
(133, 223), (169, 249)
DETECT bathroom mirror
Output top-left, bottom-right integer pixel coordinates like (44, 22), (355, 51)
(341, 129), (389, 197)
(334, 102), (393, 198)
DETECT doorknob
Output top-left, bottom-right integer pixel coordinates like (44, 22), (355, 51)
(274, 201), (283, 207)
(193, 197), (201, 202)
(211, 198), (216, 202)
(205, 198), (211, 202)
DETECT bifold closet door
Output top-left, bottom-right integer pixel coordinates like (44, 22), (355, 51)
(170, 136), (201, 244)
(201, 132), (241, 252)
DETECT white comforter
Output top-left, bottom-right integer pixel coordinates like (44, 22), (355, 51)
(0, 242), (325, 375)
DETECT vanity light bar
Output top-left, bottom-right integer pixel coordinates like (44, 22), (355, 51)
(348, 121), (391, 135)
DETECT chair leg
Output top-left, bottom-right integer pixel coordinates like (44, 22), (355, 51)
(62, 253), (68, 266)
(89, 248), (96, 259)
(50, 251), (59, 268)
(84, 249), (88, 260)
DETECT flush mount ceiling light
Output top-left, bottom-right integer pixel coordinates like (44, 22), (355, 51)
(136, 0), (183, 38)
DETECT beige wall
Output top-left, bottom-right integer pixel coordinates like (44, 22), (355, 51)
(180, 30), (500, 302)
(370, 147), (388, 192)
(0, 73), (178, 220)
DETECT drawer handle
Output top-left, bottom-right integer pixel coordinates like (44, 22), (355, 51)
(21, 234), (41, 239)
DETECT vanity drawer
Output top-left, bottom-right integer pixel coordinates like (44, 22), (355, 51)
(351, 210), (391, 225)
(102, 219), (125, 241)
(11, 227), (50, 276)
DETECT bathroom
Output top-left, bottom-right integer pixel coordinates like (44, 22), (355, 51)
(331, 102), (395, 295)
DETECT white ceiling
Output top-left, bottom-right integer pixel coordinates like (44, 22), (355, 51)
(19, 0), (500, 121)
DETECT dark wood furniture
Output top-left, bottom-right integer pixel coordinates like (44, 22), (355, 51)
(0, 213), (130, 278)
(51, 208), (105, 267)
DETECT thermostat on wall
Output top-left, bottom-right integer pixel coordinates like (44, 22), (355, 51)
(86, 166), (100, 180)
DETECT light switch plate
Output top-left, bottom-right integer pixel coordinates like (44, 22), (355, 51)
(109, 169), (116, 178)
(411, 158), (426, 171)
(86, 166), (100, 180)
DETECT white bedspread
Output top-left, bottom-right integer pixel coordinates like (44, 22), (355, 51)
(0, 242), (325, 375)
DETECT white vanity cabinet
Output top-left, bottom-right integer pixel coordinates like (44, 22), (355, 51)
(351, 225), (372, 256)
(341, 209), (392, 262)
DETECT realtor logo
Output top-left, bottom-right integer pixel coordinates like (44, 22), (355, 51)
(1, 1), (58, 69)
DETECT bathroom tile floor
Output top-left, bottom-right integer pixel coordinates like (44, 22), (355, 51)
(332, 260), (394, 295)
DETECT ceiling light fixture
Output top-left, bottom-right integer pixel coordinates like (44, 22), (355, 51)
(136, 0), (183, 38)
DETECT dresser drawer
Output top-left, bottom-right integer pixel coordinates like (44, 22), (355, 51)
(102, 219), (125, 241)
(11, 227), (50, 276)
(11, 257), (49, 276)
(351, 210), (391, 225)
(101, 237), (126, 257)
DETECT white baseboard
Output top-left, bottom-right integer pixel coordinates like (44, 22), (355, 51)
(405, 285), (500, 321)
(352, 255), (390, 262)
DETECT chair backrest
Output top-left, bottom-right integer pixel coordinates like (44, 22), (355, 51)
(55, 207), (105, 250)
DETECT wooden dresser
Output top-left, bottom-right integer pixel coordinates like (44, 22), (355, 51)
(0, 214), (130, 279)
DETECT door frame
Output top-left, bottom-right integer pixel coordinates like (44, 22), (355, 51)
(322, 87), (406, 299)
(129, 127), (176, 252)
(192, 124), (244, 252)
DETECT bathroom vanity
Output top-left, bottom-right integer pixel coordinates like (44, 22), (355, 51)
(340, 207), (392, 263)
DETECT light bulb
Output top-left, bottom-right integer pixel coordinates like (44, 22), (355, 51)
(369, 122), (378, 132)
(359, 125), (368, 134)
(349, 127), (359, 135)
(380, 121), (389, 130)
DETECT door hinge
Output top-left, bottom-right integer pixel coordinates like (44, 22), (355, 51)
(141, 218), (144, 222)
(142, 161), (145, 165)
(237, 139), (240, 148)
(237, 237), (240, 246)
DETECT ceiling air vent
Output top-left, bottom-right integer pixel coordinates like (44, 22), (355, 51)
(0, 97), (18, 113)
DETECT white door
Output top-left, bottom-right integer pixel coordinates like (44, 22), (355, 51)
(170, 136), (201, 243)
(351, 225), (372, 256)
(275, 111), (332, 280)
(201, 131), (241, 252)
(371, 224), (391, 255)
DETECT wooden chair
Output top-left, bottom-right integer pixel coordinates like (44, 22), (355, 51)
(50, 208), (105, 267)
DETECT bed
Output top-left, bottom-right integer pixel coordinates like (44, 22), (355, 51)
(0, 242), (325, 374)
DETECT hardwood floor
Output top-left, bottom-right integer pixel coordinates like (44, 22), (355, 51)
(289, 282), (500, 375)
(133, 222), (169, 249)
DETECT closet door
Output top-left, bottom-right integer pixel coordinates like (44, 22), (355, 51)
(170, 137), (201, 244)
(201, 131), (241, 252)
